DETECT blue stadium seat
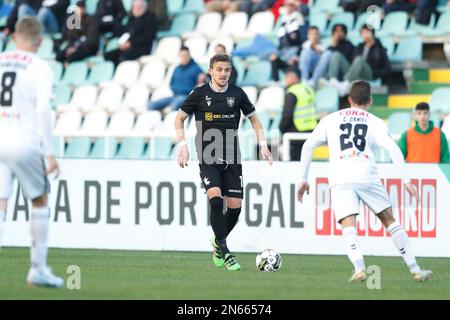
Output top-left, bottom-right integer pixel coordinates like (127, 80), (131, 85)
(241, 111), (271, 132)
(167, 0), (185, 16)
(405, 14), (436, 35)
(350, 12), (369, 37)
(422, 11), (450, 35)
(315, 87), (339, 113)
(310, 0), (342, 14)
(391, 37), (423, 63)
(179, 0), (205, 14)
(62, 62), (88, 86)
(241, 61), (271, 87)
(149, 137), (173, 160)
(65, 138), (92, 158)
(387, 112), (412, 136)
(430, 88), (450, 114)
(115, 138), (146, 159)
(50, 61), (63, 81)
(309, 11), (327, 34)
(85, 61), (115, 85)
(157, 13), (197, 38)
(37, 37), (54, 60)
(54, 83), (72, 107)
(377, 12), (409, 37)
(122, 0), (132, 12)
(379, 37), (395, 60)
(86, 0), (99, 15)
(324, 12), (355, 36)
(90, 138), (118, 158)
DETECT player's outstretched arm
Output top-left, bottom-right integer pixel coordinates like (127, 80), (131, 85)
(248, 115), (273, 165)
(174, 112), (190, 168)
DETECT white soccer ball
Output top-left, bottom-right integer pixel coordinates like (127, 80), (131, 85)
(256, 249), (282, 272)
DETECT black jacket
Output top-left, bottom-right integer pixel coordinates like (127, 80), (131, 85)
(96, 0), (126, 28)
(47, 0), (70, 27)
(61, 14), (99, 54)
(329, 39), (354, 63)
(119, 11), (157, 53)
(279, 92), (299, 134)
(352, 38), (391, 79)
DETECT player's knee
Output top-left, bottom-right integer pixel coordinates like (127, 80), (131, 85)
(31, 194), (48, 208)
(209, 197), (223, 212)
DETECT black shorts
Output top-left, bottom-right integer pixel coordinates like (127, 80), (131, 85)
(199, 163), (243, 199)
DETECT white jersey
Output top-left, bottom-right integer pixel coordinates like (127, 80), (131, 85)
(299, 107), (408, 186)
(0, 49), (54, 155)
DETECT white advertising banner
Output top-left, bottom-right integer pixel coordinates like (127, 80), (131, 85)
(3, 160), (450, 257)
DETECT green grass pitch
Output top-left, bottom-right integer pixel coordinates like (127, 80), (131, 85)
(0, 248), (449, 299)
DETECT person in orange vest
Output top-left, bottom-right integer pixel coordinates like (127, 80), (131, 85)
(398, 102), (450, 163)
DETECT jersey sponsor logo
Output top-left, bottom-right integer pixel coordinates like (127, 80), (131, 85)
(205, 96), (212, 106)
(315, 177), (437, 238)
(204, 112), (236, 121)
(226, 97), (235, 108)
(205, 112), (213, 121)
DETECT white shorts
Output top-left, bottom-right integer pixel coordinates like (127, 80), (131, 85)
(0, 147), (50, 200)
(330, 183), (391, 223)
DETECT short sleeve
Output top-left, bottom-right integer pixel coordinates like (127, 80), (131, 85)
(179, 88), (198, 116)
(239, 89), (256, 118)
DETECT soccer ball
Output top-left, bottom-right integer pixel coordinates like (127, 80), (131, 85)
(256, 249), (282, 272)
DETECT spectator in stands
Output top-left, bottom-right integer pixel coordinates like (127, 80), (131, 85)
(104, 0), (157, 66)
(206, 44), (238, 85)
(95, 0), (127, 35)
(398, 102), (450, 163)
(147, 47), (205, 112)
(56, 0), (99, 63)
(325, 24), (390, 97)
(415, 0), (438, 25)
(4, 0), (42, 36)
(270, 0), (306, 82)
(279, 67), (316, 160)
(309, 23), (354, 88)
(298, 26), (325, 85)
(37, 0), (70, 34)
(383, 0), (416, 14)
(148, 0), (169, 31)
(239, 0), (277, 15)
(342, 0), (384, 15)
(205, 0), (242, 14)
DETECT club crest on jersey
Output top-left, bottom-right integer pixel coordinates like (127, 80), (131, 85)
(205, 96), (212, 106)
(226, 97), (235, 108)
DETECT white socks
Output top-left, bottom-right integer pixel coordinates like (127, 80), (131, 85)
(30, 207), (50, 270)
(342, 226), (366, 272)
(386, 222), (420, 273)
(0, 210), (5, 248)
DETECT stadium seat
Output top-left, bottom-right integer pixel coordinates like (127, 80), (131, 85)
(215, 12), (248, 38)
(61, 62), (88, 86)
(242, 111), (270, 132)
(350, 12), (369, 37)
(441, 115), (450, 140)
(50, 61), (63, 81)
(242, 86), (258, 105)
(391, 37), (423, 63)
(179, 0), (205, 14)
(107, 111), (135, 136)
(37, 37), (55, 60)
(107, 60), (140, 87)
(387, 112), (412, 136)
(167, 0), (184, 16)
(422, 11), (450, 35)
(160, 111), (179, 136)
(85, 0), (98, 15)
(379, 37), (395, 60)
(79, 110), (109, 135)
(324, 12), (355, 36)
(95, 83), (124, 112)
(150, 85), (173, 102)
(104, 37), (119, 53)
(183, 36), (208, 63)
(122, 0), (132, 12)
(85, 61), (115, 85)
(310, 0), (342, 14)
(239, 134), (257, 160)
(154, 37), (182, 65)
(309, 11), (328, 34)
(183, 12), (222, 38)
(430, 88), (450, 113)
(405, 14), (436, 35)
(241, 61), (271, 87)
(315, 87), (339, 114)
(54, 83), (72, 108)
(377, 12), (409, 37)
(90, 138), (118, 158)
(65, 138), (92, 158)
(115, 137), (146, 159)
(123, 84), (150, 113)
(255, 86), (284, 113)
(58, 85), (98, 112)
(53, 110), (83, 136)
(240, 11), (275, 38)
(137, 58), (166, 89)
(133, 111), (163, 133)
(149, 137), (173, 160)
(157, 13), (197, 38)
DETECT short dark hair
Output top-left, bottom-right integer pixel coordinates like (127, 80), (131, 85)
(308, 26), (319, 32)
(209, 53), (232, 69)
(180, 46), (190, 53)
(360, 24), (375, 35)
(332, 23), (347, 34)
(285, 67), (301, 79)
(215, 43), (226, 52)
(349, 80), (372, 105)
(415, 102), (430, 111)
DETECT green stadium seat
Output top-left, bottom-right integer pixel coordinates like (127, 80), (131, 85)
(430, 88), (450, 113)
(350, 12), (369, 37)
(90, 138), (118, 158)
(241, 61), (271, 87)
(315, 87), (339, 113)
(37, 37), (54, 60)
(310, 0), (342, 14)
(405, 14), (436, 35)
(65, 138), (92, 158)
(324, 12), (355, 36)
(387, 112), (412, 136)
(157, 13), (197, 38)
(149, 137), (173, 160)
(168, 0), (184, 15)
(4, 40), (15, 51)
(309, 11), (327, 34)
(391, 37), (422, 63)
(50, 61), (63, 81)
(62, 61), (88, 86)
(115, 137), (146, 159)
(179, 0), (205, 14)
(422, 11), (450, 35)
(85, 61), (115, 85)
(54, 83), (72, 108)
(379, 37), (395, 60)
(377, 12), (408, 37)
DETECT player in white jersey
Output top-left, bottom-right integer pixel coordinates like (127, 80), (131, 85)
(297, 80), (432, 282)
(0, 17), (64, 288)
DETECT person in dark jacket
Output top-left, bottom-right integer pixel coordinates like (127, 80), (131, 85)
(3, 0), (42, 36)
(309, 23), (354, 87)
(147, 47), (205, 112)
(95, 0), (127, 35)
(37, 0), (70, 34)
(104, 0), (157, 65)
(56, 0), (99, 63)
(325, 24), (391, 97)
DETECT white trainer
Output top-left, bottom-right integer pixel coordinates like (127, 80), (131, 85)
(348, 269), (368, 282)
(27, 266), (64, 288)
(412, 269), (433, 282)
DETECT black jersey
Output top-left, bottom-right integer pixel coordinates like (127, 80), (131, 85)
(179, 82), (256, 164)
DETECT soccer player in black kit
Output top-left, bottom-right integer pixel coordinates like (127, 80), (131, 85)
(174, 54), (273, 271)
